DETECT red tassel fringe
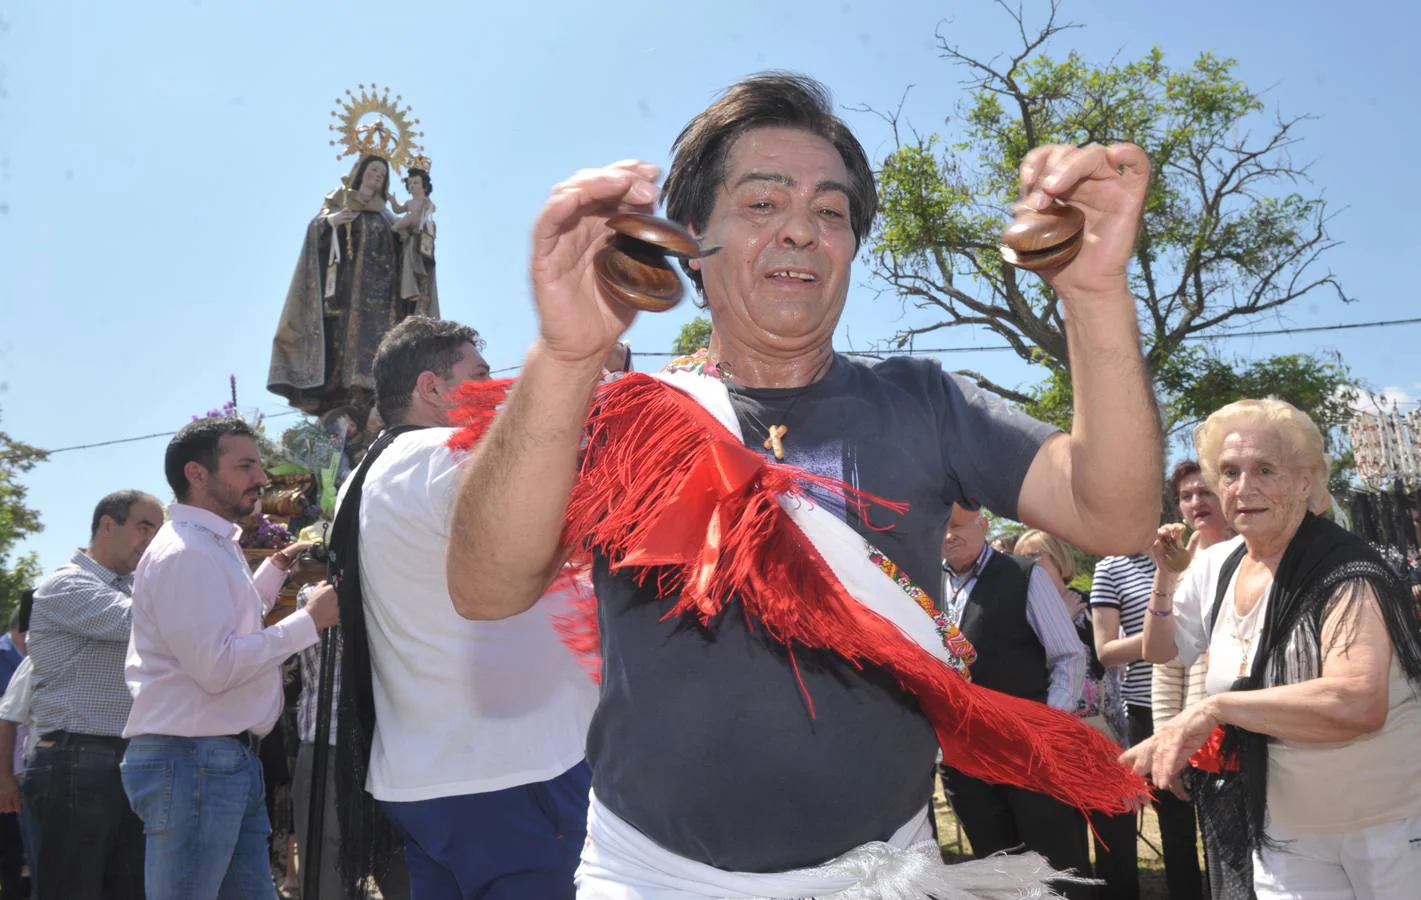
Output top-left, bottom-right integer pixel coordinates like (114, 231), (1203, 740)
(1189, 726), (1239, 773)
(448, 375), (1149, 815)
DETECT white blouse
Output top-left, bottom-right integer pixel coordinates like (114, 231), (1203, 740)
(1170, 535), (1246, 683)
(1170, 535), (1421, 836)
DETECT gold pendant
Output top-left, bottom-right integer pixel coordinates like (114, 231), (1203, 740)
(763, 424), (788, 460)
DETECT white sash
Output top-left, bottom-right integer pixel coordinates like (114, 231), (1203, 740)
(654, 369), (958, 670)
(576, 791), (1065, 899)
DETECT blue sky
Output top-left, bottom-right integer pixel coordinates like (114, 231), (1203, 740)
(3, 0), (1418, 573)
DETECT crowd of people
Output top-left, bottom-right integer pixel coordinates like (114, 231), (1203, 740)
(1, 71), (1418, 900)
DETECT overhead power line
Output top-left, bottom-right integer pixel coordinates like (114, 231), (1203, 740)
(489, 316), (1421, 373)
(626, 316), (1421, 360)
(16, 315), (1421, 458)
(26, 410), (303, 458)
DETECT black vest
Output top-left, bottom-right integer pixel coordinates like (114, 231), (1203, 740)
(954, 551), (1050, 703)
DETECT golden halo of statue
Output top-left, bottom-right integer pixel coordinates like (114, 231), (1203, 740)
(326, 83), (425, 173)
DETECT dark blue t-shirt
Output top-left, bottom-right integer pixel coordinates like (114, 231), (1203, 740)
(585, 353), (1056, 872)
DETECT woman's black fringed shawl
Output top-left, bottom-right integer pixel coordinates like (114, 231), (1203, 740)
(1198, 512), (1421, 871)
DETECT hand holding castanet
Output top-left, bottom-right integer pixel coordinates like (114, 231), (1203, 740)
(531, 162), (661, 366)
(1000, 142), (1150, 297)
(593, 213), (719, 313)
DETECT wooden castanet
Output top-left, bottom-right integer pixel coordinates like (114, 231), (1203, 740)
(999, 202), (1086, 272)
(593, 213), (712, 312)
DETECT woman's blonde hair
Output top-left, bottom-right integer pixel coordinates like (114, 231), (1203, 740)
(1014, 529), (1078, 583)
(1193, 397), (1330, 513)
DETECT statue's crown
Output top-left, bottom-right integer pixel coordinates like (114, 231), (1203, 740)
(326, 83), (424, 172)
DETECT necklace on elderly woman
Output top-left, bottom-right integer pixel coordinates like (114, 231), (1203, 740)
(719, 354), (833, 461)
(1230, 581), (1270, 677)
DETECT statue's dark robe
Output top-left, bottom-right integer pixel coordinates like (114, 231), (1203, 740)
(268, 179), (438, 416)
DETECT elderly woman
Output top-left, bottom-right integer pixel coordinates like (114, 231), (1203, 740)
(1127, 398), (1421, 900)
(1017, 529), (1136, 900)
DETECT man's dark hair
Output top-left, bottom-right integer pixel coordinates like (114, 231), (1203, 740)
(164, 418), (257, 502)
(662, 72), (878, 293)
(373, 316), (483, 425)
(1169, 459), (1204, 504)
(90, 489), (158, 538)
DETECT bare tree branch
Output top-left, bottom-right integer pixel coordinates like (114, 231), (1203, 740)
(951, 369), (1035, 405)
(866, 7), (1347, 413)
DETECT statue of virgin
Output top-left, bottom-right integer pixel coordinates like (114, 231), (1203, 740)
(268, 152), (439, 417)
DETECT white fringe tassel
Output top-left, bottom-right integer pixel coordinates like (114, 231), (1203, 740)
(757, 842), (1082, 900)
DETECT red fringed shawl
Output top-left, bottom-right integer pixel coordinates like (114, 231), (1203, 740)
(449, 373), (1149, 816)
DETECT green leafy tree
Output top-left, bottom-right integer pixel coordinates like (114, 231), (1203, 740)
(867, 1), (1349, 438)
(0, 414), (47, 616)
(673, 316), (713, 356)
(1155, 348), (1357, 444)
(1030, 349), (1359, 494)
(1029, 347), (1357, 441)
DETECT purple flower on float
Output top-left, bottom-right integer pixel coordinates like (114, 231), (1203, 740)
(241, 511), (292, 550)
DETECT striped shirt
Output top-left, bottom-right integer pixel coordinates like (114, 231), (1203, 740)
(1089, 554), (1155, 707)
(1151, 657), (1208, 730)
(30, 550), (136, 737)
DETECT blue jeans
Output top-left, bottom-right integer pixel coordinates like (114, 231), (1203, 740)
(380, 760), (591, 900)
(23, 736), (145, 900)
(120, 735), (276, 900)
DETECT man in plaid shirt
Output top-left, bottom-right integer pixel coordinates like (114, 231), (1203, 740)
(27, 490), (163, 900)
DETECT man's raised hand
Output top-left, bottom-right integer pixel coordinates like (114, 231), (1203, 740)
(531, 161), (661, 366)
(1016, 142), (1150, 300)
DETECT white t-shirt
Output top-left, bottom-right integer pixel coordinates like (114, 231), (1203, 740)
(1171, 535), (1246, 678)
(0, 657), (34, 724)
(1172, 534), (1421, 835)
(1201, 565), (1270, 697)
(0, 656), (36, 770)
(346, 428), (598, 802)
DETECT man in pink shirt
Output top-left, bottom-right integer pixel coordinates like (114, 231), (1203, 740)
(120, 417), (339, 899)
